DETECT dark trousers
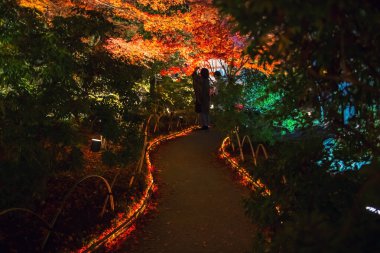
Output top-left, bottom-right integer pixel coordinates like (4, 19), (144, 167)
(200, 112), (209, 127)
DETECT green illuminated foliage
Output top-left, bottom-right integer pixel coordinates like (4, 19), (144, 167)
(0, 1), (144, 209)
(243, 71), (282, 113)
(215, 0), (380, 251)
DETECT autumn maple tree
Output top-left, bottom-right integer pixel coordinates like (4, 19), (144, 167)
(18, 0), (273, 76)
(3, 0), (272, 207)
(1, 1), (276, 251)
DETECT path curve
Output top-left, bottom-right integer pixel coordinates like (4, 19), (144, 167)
(118, 129), (255, 253)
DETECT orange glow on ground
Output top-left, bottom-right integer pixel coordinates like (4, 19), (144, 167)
(219, 137), (271, 195)
(77, 126), (196, 252)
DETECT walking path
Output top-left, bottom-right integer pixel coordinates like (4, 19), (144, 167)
(118, 129), (255, 253)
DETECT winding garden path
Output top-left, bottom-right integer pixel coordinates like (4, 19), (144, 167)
(118, 129), (255, 253)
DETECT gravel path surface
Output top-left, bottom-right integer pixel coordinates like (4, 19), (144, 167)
(117, 129), (255, 253)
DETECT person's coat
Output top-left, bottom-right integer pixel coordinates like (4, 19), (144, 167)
(200, 77), (210, 114)
(192, 71), (202, 103)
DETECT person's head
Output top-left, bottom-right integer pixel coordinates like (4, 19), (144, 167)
(200, 68), (209, 78)
(214, 71), (221, 77)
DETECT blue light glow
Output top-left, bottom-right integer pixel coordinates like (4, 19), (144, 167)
(322, 138), (371, 171)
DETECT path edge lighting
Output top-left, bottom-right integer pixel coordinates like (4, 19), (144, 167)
(79, 126), (197, 252)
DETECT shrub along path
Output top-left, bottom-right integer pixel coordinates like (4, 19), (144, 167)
(117, 129), (255, 253)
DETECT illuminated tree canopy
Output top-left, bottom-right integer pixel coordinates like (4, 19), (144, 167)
(18, 0), (274, 76)
(1, 1), (379, 252)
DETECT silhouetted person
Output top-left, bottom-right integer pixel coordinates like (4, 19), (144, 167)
(199, 68), (210, 130)
(212, 70), (224, 110)
(213, 70), (222, 93)
(192, 67), (202, 118)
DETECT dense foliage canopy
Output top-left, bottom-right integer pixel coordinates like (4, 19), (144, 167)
(214, 0), (380, 252)
(1, 0), (379, 252)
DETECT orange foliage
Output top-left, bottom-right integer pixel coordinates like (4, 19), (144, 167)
(104, 36), (168, 66)
(18, 0), (49, 12)
(17, 0), (276, 75)
(137, 0), (186, 11)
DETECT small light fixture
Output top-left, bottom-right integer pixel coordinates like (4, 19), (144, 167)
(366, 206), (380, 216)
(91, 139), (102, 152)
